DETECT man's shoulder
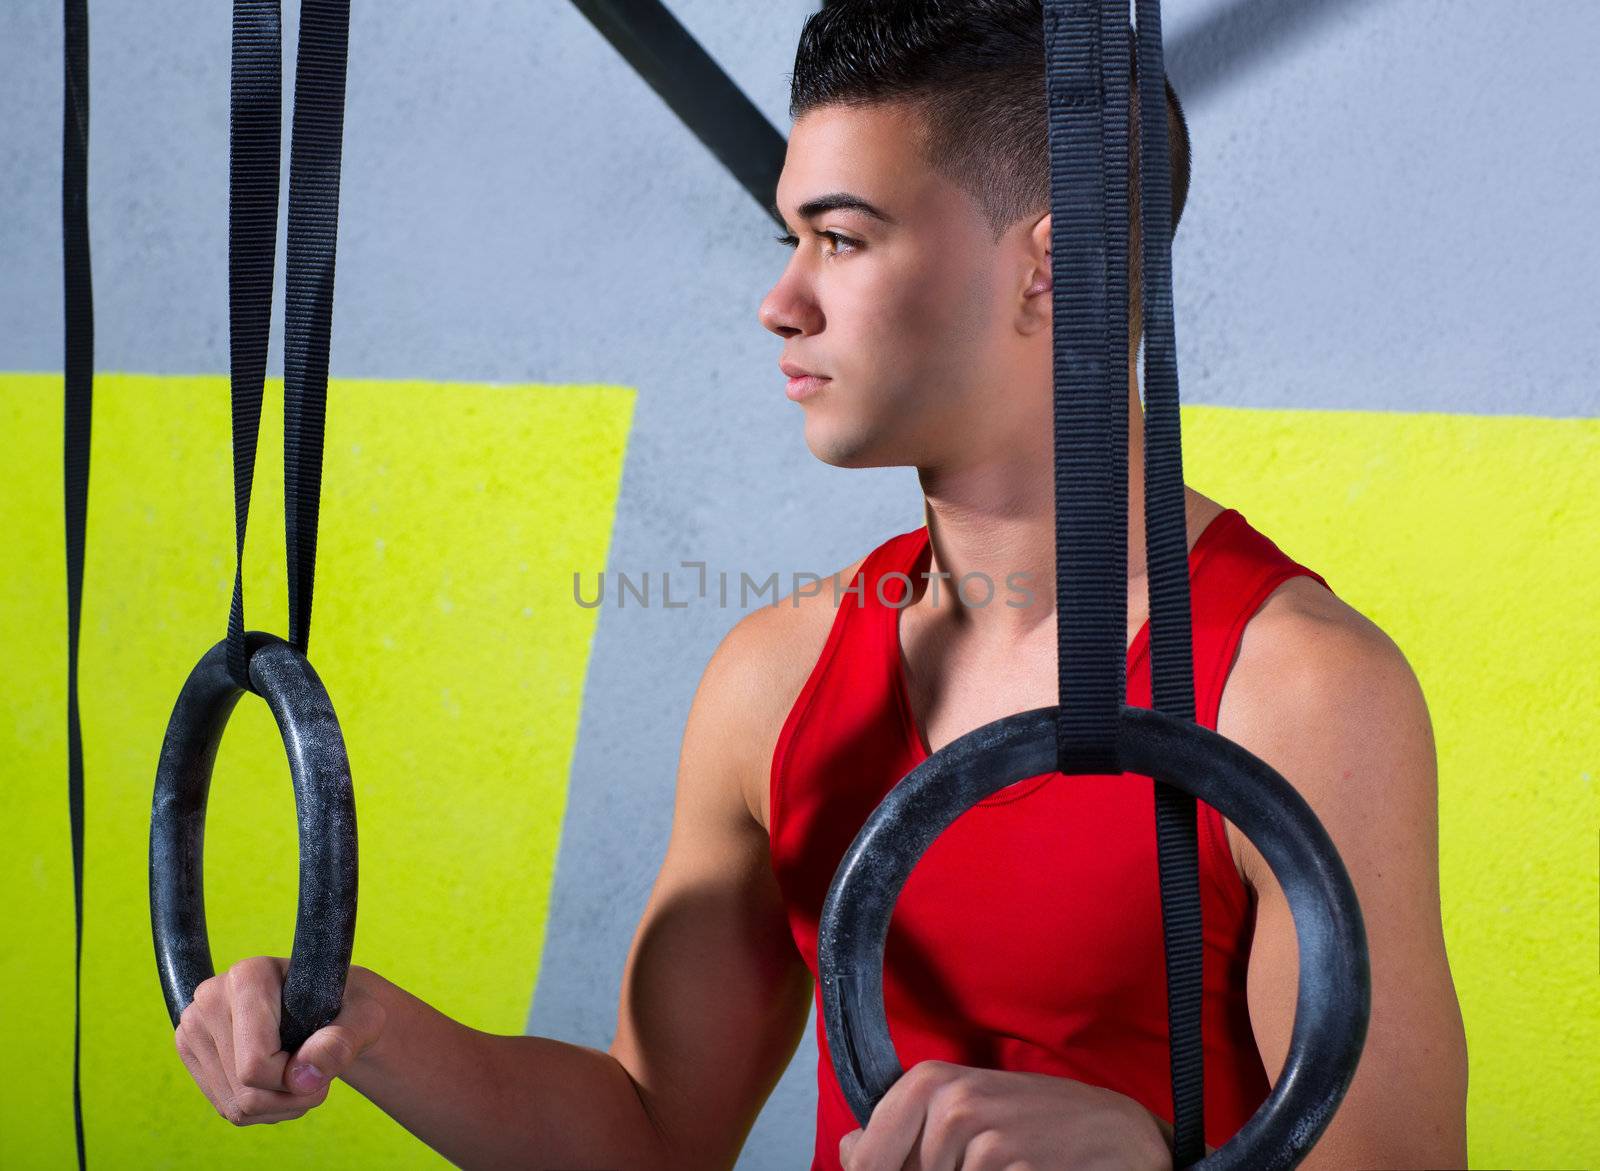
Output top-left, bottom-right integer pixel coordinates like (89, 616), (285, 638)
(724, 549), (874, 670)
(708, 549), (876, 828)
(1241, 572), (1406, 677)
(1220, 571), (1433, 888)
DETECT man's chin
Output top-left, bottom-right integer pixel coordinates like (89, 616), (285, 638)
(805, 427), (897, 471)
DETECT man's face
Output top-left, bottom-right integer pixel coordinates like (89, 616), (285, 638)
(760, 102), (1043, 470)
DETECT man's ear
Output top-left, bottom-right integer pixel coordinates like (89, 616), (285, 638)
(1017, 214), (1056, 331)
(1025, 212), (1052, 297)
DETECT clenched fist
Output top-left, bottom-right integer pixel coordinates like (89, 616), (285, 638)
(173, 956), (387, 1126)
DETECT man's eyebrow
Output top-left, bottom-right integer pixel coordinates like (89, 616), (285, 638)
(771, 192), (897, 227)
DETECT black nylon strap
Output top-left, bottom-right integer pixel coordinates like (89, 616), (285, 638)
(225, 1), (281, 689)
(1044, 1), (1205, 1162)
(569, 0), (787, 230)
(1135, 0), (1206, 1162)
(61, 1), (92, 1166)
(225, 0), (350, 691)
(282, 2), (350, 651)
(1046, 0), (1128, 777)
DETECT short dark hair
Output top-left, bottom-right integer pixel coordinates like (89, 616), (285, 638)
(789, 0), (1192, 358)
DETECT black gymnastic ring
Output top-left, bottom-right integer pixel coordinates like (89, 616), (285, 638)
(818, 704), (1369, 1171)
(150, 631), (357, 1055)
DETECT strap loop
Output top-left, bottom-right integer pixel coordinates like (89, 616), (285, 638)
(224, 0), (351, 690)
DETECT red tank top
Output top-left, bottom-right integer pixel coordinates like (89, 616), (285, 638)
(767, 508), (1333, 1168)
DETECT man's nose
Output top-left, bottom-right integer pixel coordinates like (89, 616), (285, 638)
(759, 278), (819, 338)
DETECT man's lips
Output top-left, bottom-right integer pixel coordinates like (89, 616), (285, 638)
(781, 360), (830, 401)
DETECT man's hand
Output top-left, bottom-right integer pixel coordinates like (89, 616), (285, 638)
(173, 957), (388, 1127)
(838, 1060), (1173, 1171)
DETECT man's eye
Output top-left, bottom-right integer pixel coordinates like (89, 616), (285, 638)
(773, 231), (858, 256)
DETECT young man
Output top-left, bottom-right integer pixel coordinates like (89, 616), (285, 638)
(174, 3), (1468, 1169)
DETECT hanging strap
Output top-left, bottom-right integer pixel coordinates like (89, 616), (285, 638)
(1043, 1), (1205, 1164)
(1134, 1), (1206, 1163)
(568, 0), (787, 230)
(225, 0), (351, 691)
(61, 1), (93, 1166)
(1045, 0), (1127, 779)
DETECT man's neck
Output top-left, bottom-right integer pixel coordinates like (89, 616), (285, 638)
(912, 377), (1179, 643)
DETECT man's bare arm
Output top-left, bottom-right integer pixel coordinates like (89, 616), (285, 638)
(344, 609), (814, 1168)
(343, 968), (672, 1168)
(1222, 598), (1469, 1169)
(606, 605), (817, 1169)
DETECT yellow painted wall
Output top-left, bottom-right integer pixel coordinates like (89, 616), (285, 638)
(3, 372), (634, 1167)
(1184, 404), (1599, 1169)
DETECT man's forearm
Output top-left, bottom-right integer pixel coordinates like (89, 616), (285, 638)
(342, 966), (670, 1169)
